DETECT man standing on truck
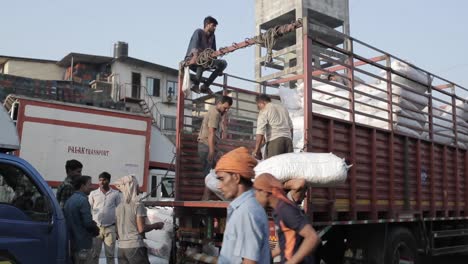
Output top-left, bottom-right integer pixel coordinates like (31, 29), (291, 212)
(252, 94), (307, 205)
(215, 147), (271, 264)
(185, 16), (227, 94)
(199, 95), (233, 200)
(57, 159), (83, 209)
(254, 173), (319, 264)
(89, 172), (121, 264)
(253, 94), (293, 160)
(64, 175), (99, 264)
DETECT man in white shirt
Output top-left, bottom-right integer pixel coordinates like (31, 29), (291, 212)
(89, 172), (121, 264)
(253, 93), (294, 160)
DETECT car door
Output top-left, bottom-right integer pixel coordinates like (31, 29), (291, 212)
(0, 159), (56, 264)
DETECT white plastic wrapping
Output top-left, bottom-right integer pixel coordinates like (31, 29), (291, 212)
(145, 238), (171, 260)
(182, 66), (192, 95)
(205, 170), (227, 200)
(145, 207), (174, 260)
(254, 152), (350, 187)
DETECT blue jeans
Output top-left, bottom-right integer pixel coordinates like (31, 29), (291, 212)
(190, 59), (227, 86)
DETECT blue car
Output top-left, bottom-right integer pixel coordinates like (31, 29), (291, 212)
(0, 153), (69, 264)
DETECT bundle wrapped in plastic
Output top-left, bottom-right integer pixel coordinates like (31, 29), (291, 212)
(145, 207), (174, 260)
(145, 238), (171, 260)
(146, 207), (174, 231)
(254, 152), (351, 187)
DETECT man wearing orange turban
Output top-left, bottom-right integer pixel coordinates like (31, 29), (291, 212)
(215, 147), (271, 264)
(254, 173), (319, 264)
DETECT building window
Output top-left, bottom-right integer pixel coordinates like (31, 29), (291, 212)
(166, 80), (177, 99)
(147, 77), (160, 97)
(162, 115), (176, 131)
(131, 72), (141, 98)
(150, 174), (175, 199)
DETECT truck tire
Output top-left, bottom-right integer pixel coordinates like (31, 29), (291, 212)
(384, 227), (419, 264)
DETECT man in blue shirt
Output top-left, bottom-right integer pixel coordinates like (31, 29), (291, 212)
(185, 16), (227, 94)
(215, 147), (271, 264)
(64, 176), (99, 264)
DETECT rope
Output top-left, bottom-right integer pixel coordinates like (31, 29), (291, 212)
(196, 48), (216, 68)
(193, 18), (302, 67)
(254, 18), (302, 63)
(253, 26), (282, 63)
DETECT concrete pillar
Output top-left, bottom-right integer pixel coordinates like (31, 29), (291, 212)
(254, 0), (350, 84)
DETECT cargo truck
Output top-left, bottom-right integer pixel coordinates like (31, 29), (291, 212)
(146, 18), (468, 264)
(0, 103), (68, 264)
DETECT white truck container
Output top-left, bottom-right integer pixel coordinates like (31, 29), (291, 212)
(7, 96), (153, 191)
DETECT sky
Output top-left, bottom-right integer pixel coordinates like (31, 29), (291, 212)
(1, 0), (468, 89)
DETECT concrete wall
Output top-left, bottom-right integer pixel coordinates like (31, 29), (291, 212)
(255, 0), (296, 25)
(4, 60), (64, 80)
(255, 0), (350, 83)
(111, 61), (178, 102)
(255, 0), (349, 23)
(111, 61), (178, 125)
(304, 0), (349, 22)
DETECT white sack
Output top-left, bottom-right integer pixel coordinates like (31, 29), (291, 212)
(279, 86), (302, 110)
(436, 101), (468, 122)
(391, 60), (429, 94)
(432, 113), (455, 132)
(205, 170), (228, 200)
(394, 109), (426, 130)
(432, 130), (454, 145)
(291, 115), (304, 151)
(145, 239), (171, 260)
(293, 130), (304, 152)
(315, 106), (349, 120)
(146, 207), (174, 232)
(182, 66), (192, 95)
(254, 152), (350, 187)
(379, 60), (429, 94)
(322, 90), (350, 108)
(295, 82), (332, 106)
(394, 126), (422, 138)
(292, 115), (304, 131)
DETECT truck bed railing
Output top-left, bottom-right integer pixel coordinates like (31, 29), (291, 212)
(171, 17), (468, 223)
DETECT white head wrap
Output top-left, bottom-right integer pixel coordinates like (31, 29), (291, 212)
(114, 175), (139, 204)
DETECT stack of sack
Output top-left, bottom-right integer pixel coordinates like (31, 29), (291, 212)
(279, 79), (353, 152)
(422, 101), (468, 148)
(145, 207), (174, 261)
(353, 60), (429, 137)
(254, 152), (350, 187)
(277, 60), (468, 147)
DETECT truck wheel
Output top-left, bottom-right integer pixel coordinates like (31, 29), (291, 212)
(384, 228), (419, 264)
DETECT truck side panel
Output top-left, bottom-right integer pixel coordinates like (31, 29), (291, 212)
(176, 104), (468, 224)
(15, 98), (151, 190)
(308, 114), (467, 223)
